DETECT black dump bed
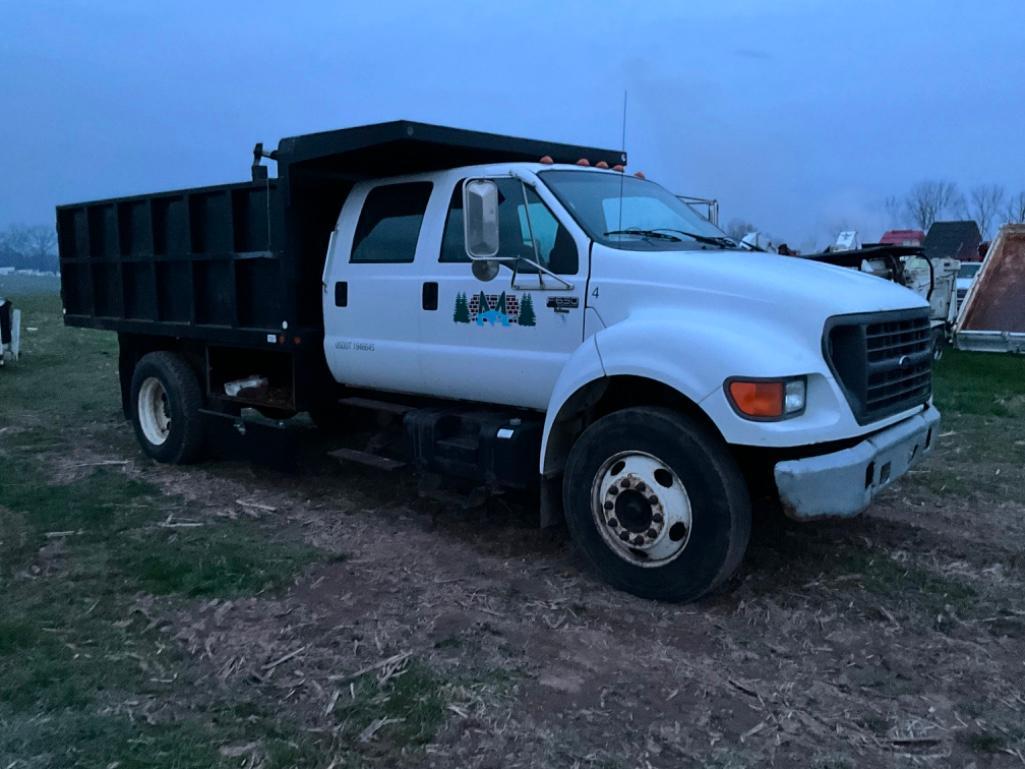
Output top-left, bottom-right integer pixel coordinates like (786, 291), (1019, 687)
(56, 121), (623, 349)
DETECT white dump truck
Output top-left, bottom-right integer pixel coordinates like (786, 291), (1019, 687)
(57, 121), (940, 601)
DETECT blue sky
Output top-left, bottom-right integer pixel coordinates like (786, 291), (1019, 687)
(2, 0), (1023, 249)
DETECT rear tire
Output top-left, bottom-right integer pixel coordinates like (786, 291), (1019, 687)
(130, 351), (205, 464)
(562, 407), (751, 602)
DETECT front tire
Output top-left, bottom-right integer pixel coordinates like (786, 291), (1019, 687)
(562, 407), (751, 602)
(130, 351), (205, 464)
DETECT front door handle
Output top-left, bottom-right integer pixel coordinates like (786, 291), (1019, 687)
(422, 282), (438, 311)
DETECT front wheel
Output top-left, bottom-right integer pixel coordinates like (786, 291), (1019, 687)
(562, 407), (751, 602)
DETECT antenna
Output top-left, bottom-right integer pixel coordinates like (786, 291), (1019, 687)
(617, 90), (628, 234)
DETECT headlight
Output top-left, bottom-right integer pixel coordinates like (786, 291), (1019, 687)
(725, 377), (806, 420)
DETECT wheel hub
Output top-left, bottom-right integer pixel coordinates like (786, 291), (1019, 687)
(613, 487), (655, 533)
(138, 377), (172, 446)
(592, 452), (693, 567)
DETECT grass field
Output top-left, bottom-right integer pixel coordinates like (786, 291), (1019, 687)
(1, 278), (338, 765)
(2, 274), (1024, 768)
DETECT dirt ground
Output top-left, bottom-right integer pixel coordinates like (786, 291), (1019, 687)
(2, 282), (1024, 768)
(140, 426), (1025, 769)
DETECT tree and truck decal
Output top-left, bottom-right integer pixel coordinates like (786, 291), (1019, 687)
(454, 291), (536, 327)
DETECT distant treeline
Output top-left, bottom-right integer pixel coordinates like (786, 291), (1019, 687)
(0, 224), (59, 273)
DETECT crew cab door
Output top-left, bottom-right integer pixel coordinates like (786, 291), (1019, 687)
(417, 174), (589, 409)
(322, 180), (434, 391)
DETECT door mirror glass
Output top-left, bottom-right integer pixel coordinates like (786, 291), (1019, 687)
(463, 179), (500, 259)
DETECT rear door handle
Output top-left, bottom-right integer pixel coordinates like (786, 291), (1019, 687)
(334, 282), (348, 307)
(422, 281), (438, 311)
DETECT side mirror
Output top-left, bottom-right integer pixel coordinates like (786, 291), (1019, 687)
(471, 260), (500, 282)
(463, 179), (500, 259)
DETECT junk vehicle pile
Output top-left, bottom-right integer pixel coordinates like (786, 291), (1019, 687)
(792, 233), (959, 359)
(56, 121), (940, 602)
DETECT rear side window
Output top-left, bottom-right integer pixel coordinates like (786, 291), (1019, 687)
(350, 182), (433, 263)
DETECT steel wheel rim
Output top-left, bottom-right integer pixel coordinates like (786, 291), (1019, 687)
(138, 377), (171, 446)
(590, 450), (692, 568)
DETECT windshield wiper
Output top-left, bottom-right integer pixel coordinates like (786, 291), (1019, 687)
(603, 227), (736, 248)
(603, 228), (682, 242)
(647, 228), (737, 248)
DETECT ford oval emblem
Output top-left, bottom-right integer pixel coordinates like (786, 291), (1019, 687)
(898, 355), (911, 369)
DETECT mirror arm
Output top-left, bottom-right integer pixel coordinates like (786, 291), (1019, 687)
(511, 260), (574, 291)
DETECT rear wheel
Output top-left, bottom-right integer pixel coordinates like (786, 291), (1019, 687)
(563, 407), (751, 602)
(130, 351), (205, 464)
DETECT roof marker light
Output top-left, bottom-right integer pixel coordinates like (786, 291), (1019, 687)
(576, 158), (591, 166)
(539, 155), (554, 164)
(633, 171), (646, 179)
(595, 160), (609, 169)
(612, 164), (625, 172)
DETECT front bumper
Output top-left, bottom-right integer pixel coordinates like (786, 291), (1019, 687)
(773, 405), (941, 520)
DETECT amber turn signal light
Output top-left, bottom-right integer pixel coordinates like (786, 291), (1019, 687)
(728, 381), (784, 418)
(726, 378), (806, 420)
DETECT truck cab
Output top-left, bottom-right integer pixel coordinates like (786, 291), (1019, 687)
(58, 122), (940, 603)
(320, 159), (939, 599)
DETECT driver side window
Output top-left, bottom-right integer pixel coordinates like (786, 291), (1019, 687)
(440, 179), (577, 274)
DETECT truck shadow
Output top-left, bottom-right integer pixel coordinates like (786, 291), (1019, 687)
(204, 422), (994, 605)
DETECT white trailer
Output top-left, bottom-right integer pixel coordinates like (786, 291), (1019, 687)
(955, 224), (1025, 354)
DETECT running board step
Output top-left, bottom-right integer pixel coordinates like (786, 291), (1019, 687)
(338, 396), (414, 415)
(328, 447), (407, 471)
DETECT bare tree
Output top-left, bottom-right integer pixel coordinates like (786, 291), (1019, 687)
(1004, 191), (1025, 225)
(959, 184), (1006, 239)
(902, 180), (962, 231)
(724, 219), (757, 241)
(883, 195), (904, 227)
(0, 224), (58, 272)
(25, 225), (57, 268)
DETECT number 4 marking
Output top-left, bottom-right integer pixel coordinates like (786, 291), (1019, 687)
(591, 286), (599, 298)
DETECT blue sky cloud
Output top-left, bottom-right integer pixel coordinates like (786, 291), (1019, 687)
(1, 0), (1022, 247)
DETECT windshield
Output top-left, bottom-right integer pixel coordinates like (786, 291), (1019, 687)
(538, 170), (730, 249)
(958, 262), (982, 279)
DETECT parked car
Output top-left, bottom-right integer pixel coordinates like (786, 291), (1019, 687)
(956, 261), (983, 314)
(56, 121), (940, 602)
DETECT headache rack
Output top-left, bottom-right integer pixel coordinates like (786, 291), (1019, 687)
(824, 309), (932, 425)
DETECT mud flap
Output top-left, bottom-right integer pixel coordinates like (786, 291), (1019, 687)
(200, 409), (300, 471)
